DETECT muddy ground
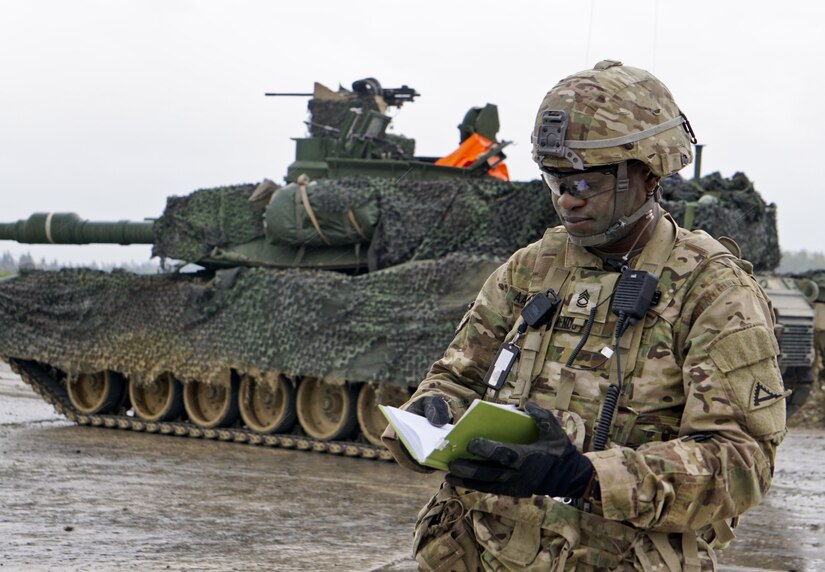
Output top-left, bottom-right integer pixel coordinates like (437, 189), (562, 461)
(1, 363), (823, 571)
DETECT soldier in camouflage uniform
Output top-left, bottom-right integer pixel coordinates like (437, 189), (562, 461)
(382, 60), (787, 571)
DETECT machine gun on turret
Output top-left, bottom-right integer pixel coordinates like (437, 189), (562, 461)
(266, 77), (419, 108)
(265, 78), (508, 182)
(349, 78), (419, 106)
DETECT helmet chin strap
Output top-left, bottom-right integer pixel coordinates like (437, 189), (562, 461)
(567, 162), (658, 248)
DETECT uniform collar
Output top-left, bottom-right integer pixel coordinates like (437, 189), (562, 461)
(562, 211), (677, 271)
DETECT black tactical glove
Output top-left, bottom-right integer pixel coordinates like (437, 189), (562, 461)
(406, 395), (451, 427)
(446, 401), (593, 498)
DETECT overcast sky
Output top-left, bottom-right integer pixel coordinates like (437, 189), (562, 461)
(1, 0), (822, 265)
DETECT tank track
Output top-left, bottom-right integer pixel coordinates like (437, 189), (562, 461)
(10, 359), (393, 462)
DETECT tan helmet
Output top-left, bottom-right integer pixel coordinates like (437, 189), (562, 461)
(531, 60), (695, 176)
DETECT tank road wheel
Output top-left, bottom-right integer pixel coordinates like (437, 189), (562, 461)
(295, 378), (358, 441)
(67, 371), (126, 415)
(129, 373), (184, 422)
(183, 378), (240, 429)
(356, 384), (411, 447)
(239, 374), (297, 434)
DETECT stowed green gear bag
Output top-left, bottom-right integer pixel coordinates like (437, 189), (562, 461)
(265, 179), (379, 247)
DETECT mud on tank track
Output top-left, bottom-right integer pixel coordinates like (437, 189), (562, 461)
(10, 359), (393, 462)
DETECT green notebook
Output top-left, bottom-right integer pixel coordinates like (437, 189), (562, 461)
(380, 399), (539, 471)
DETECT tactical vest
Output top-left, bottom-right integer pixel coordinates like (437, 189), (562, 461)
(414, 215), (747, 572)
(492, 214), (740, 455)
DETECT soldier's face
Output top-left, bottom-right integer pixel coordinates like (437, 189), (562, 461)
(549, 163), (651, 239)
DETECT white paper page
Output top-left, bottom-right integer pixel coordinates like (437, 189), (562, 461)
(382, 406), (454, 462)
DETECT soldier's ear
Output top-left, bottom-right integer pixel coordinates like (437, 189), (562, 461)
(629, 162), (660, 195)
(643, 168), (660, 194)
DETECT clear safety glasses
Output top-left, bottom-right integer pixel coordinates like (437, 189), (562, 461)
(540, 165), (618, 200)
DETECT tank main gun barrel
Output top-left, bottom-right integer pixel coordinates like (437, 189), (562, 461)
(0, 213), (154, 245)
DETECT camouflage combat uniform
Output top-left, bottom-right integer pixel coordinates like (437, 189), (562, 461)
(384, 212), (787, 571)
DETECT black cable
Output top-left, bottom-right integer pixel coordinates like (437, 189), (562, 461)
(592, 383), (620, 452)
(592, 311), (628, 452)
(565, 305), (597, 367)
(564, 287), (616, 368)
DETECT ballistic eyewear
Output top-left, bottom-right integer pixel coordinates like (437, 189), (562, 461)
(541, 165), (618, 200)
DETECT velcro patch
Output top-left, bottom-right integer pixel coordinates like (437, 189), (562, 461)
(708, 324), (779, 373)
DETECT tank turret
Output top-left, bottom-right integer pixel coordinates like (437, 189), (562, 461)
(1, 79), (515, 272)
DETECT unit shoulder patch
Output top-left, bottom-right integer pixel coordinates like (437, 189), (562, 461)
(752, 381), (784, 407)
(750, 380), (791, 411)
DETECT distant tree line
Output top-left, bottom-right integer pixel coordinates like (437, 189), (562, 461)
(0, 250), (159, 275)
(777, 250), (825, 273)
(2, 248), (823, 276)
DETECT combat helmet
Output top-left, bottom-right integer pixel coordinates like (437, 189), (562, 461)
(531, 60), (696, 247)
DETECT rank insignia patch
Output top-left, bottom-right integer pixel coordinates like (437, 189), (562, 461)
(566, 284), (602, 316)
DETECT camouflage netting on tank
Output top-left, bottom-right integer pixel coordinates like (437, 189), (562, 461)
(0, 256), (500, 388)
(660, 172), (780, 271)
(152, 176), (558, 269)
(152, 184), (264, 263)
(284, 177), (555, 269)
(371, 178), (556, 268)
(255, 176), (555, 269)
(149, 170), (779, 273)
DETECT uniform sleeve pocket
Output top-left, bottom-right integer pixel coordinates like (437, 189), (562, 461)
(709, 324), (787, 437)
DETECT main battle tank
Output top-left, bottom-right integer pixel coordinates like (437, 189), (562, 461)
(0, 80), (805, 461)
(0, 79), (554, 459)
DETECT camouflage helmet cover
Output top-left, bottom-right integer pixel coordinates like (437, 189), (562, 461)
(532, 60), (695, 177)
